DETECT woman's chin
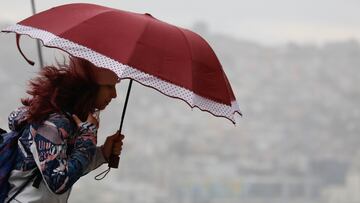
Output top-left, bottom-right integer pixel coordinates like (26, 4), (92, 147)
(99, 106), (106, 110)
(96, 101), (111, 110)
(95, 105), (106, 110)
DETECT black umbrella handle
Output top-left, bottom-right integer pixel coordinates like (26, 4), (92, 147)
(108, 79), (133, 168)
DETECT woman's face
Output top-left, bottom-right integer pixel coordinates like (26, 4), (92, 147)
(94, 84), (117, 110)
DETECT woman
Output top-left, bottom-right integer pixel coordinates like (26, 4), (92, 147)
(5, 57), (124, 203)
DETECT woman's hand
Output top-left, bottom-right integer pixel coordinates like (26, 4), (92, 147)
(72, 113), (99, 129)
(71, 113), (99, 145)
(101, 131), (125, 162)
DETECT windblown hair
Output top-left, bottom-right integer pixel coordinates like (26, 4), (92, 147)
(22, 57), (100, 124)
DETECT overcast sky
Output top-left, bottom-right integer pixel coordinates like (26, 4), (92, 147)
(1, 0), (359, 45)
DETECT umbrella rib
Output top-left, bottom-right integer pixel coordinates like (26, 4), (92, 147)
(56, 9), (113, 37)
(125, 14), (153, 66)
(173, 27), (233, 106)
(174, 26), (196, 106)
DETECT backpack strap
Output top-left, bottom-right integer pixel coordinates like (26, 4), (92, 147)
(32, 170), (42, 188)
(5, 125), (42, 203)
(0, 128), (7, 134)
(0, 128), (7, 143)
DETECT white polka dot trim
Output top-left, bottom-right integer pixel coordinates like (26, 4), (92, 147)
(2, 24), (242, 124)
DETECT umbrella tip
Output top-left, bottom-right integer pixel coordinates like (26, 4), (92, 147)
(144, 13), (154, 18)
(16, 34), (35, 66)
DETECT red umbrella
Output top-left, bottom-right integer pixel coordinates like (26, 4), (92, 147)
(2, 3), (241, 128)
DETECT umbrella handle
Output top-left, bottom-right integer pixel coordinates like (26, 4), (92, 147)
(108, 154), (120, 168)
(108, 79), (133, 168)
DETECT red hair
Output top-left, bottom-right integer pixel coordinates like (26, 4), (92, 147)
(22, 57), (100, 123)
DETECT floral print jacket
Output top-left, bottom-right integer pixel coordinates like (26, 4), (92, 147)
(6, 107), (106, 203)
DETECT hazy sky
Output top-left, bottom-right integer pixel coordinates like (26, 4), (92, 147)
(0, 0), (359, 45)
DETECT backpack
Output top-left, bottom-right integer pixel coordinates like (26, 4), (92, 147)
(0, 128), (23, 202)
(0, 127), (40, 203)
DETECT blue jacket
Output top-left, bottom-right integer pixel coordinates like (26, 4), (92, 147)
(6, 107), (106, 203)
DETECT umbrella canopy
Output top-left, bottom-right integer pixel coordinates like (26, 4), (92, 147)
(2, 3), (241, 123)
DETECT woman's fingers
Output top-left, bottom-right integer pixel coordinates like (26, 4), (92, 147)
(72, 114), (82, 126)
(111, 133), (124, 156)
(72, 113), (98, 127)
(113, 132), (125, 141)
(87, 113), (99, 126)
(101, 132), (125, 161)
(112, 142), (122, 155)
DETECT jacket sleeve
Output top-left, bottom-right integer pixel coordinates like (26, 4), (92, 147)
(82, 146), (107, 175)
(29, 117), (98, 194)
(8, 106), (28, 131)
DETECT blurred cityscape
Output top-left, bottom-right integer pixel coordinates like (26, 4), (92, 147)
(1, 21), (360, 203)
